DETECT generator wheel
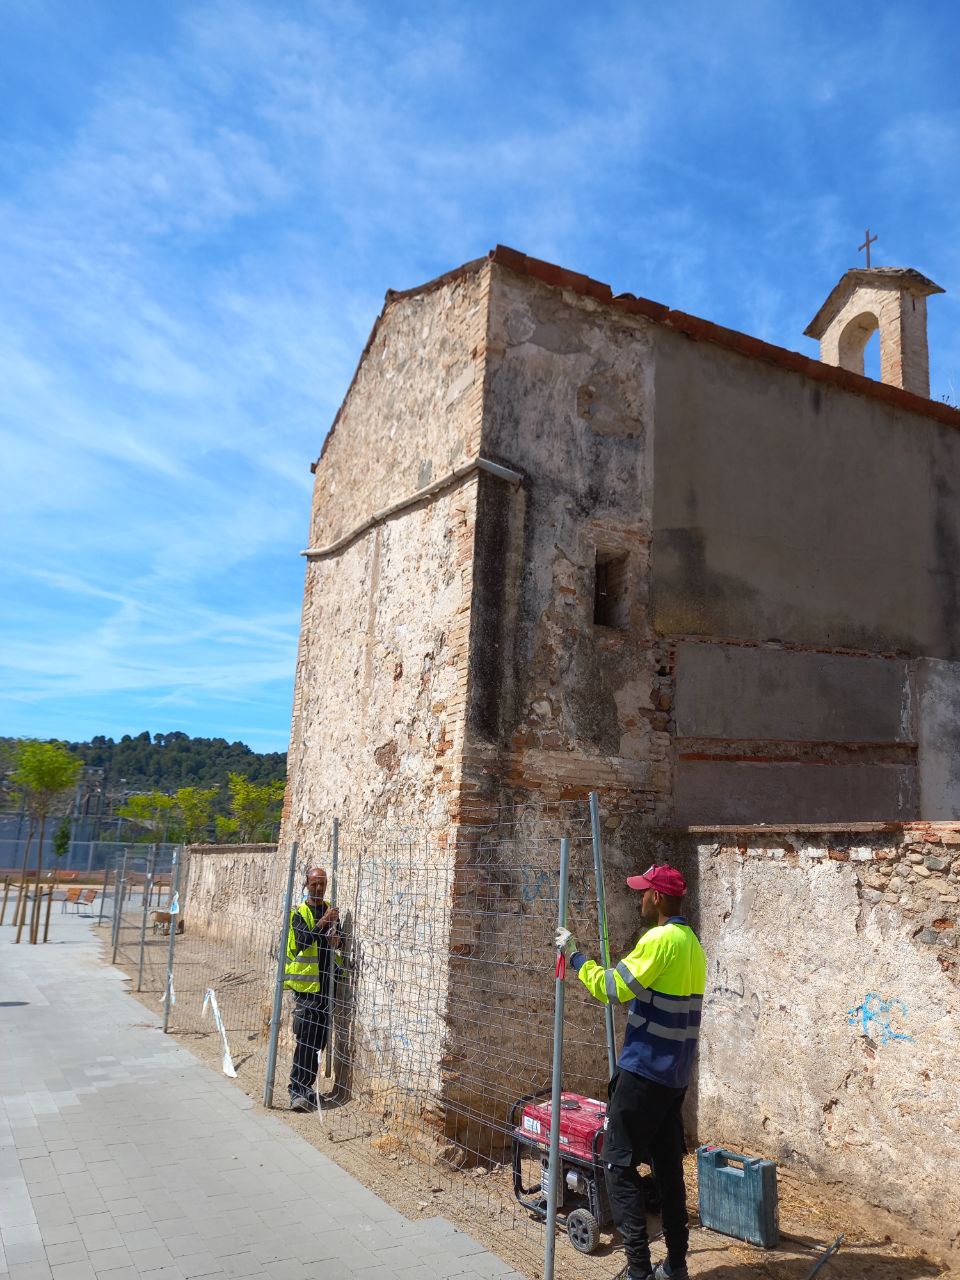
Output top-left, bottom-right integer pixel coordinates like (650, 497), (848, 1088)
(566, 1208), (600, 1253)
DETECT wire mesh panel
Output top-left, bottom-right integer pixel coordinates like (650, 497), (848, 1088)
(107, 808), (627, 1280)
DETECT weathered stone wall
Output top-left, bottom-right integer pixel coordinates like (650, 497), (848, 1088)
(307, 266), (489, 548)
(181, 844), (279, 950)
(283, 268), (496, 1099)
(285, 266), (492, 842)
(467, 263), (667, 815)
(657, 822), (960, 1250)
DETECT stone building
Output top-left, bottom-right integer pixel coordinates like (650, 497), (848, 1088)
(275, 248), (960, 1253)
(286, 246), (958, 833)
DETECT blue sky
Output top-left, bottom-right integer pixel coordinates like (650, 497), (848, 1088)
(2, 1), (959, 753)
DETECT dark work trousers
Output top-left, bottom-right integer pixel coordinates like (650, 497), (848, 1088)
(288, 992), (330, 1101)
(603, 1068), (688, 1277)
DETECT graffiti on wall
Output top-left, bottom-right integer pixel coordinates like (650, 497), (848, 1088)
(846, 993), (914, 1046)
(710, 961), (761, 1020)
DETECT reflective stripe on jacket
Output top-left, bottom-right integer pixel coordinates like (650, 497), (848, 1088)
(574, 916), (706, 1089)
(283, 900), (329, 994)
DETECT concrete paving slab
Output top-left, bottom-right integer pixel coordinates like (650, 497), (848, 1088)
(0, 907), (518, 1280)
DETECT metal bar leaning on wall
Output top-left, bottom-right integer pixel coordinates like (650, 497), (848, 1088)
(589, 791), (617, 1079)
(162, 848), (182, 1033)
(543, 835), (571, 1280)
(111, 851), (129, 965)
(264, 839), (299, 1108)
(324, 817), (340, 1079)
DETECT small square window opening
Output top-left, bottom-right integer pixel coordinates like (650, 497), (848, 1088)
(593, 550), (629, 628)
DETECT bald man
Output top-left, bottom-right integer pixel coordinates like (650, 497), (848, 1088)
(284, 866), (340, 1111)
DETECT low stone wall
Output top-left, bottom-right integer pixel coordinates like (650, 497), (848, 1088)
(181, 844), (281, 949)
(659, 821), (960, 1252)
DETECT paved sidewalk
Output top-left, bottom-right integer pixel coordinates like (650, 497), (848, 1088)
(0, 907), (522, 1280)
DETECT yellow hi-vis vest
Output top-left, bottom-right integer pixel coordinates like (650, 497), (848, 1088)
(283, 901), (327, 994)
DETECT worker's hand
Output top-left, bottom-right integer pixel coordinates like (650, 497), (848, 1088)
(319, 906), (339, 928)
(554, 926), (578, 957)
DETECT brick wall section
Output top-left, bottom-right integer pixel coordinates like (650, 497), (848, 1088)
(817, 283), (933, 398)
(281, 267), (495, 1094)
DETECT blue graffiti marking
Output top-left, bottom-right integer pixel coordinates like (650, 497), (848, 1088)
(846, 993), (914, 1046)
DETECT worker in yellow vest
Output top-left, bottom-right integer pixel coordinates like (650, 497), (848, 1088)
(285, 866), (340, 1111)
(556, 864), (705, 1280)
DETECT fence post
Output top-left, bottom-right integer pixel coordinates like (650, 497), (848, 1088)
(543, 835), (571, 1280)
(111, 855), (129, 965)
(263, 840), (299, 1108)
(324, 817), (340, 1078)
(162, 847), (182, 1032)
(589, 791), (617, 1079)
(0, 876), (9, 926)
(111, 850), (128, 954)
(137, 846), (157, 991)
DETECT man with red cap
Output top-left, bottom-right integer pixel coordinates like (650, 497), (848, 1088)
(555, 863), (706, 1280)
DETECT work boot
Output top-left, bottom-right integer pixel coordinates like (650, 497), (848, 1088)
(290, 1094), (314, 1112)
(652, 1262), (688, 1280)
(611, 1265), (653, 1280)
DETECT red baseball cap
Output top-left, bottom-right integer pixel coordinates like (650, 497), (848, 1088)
(626, 864), (687, 896)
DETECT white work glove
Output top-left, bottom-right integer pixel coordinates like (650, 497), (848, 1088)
(554, 926), (578, 958)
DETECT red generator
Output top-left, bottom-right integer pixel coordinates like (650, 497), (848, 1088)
(510, 1088), (612, 1253)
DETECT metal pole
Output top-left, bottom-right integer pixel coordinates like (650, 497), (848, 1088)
(111, 850), (128, 956)
(137, 847), (157, 991)
(263, 840), (299, 1108)
(0, 876), (9, 926)
(162, 848), (183, 1033)
(111, 866), (128, 965)
(543, 836), (571, 1280)
(324, 818), (339, 1078)
(589, 791), (617, 1079)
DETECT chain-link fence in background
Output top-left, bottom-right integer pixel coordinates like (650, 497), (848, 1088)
(106, 800), (643, 1280)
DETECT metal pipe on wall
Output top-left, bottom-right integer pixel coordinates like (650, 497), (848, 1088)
(263, 840), (299, 1108)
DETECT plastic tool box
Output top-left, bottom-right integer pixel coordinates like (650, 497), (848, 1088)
(697, 1146), (779, 1248)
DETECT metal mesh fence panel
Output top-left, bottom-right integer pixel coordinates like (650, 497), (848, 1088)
(108, 805), (634, 1280)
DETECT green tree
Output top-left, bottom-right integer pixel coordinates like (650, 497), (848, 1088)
(117, 791), (177, 842)
(214, 815), (240, 842)
(224, 773), (286, 842)
(173, 786), (218, 843)
(11, 740), (82, 881)
(53, 820), (71, 861)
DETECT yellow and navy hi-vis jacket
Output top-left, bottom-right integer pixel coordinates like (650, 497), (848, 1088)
(283, 900), (332, 995)
(571, 916), (707, 1089)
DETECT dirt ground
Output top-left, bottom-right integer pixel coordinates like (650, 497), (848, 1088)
(99, 917), (953, 1280)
